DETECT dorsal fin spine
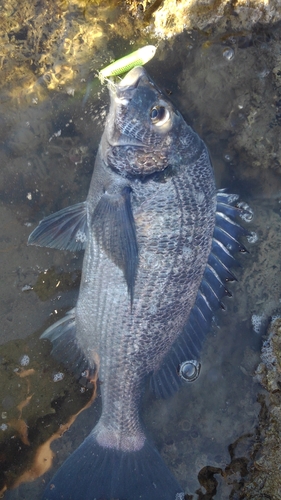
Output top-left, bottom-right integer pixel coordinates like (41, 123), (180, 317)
(150, 191), (249, 399)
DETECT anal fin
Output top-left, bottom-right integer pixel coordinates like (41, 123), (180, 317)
(41, 309), (92, 378)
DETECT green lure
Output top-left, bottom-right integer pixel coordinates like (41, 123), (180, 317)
(98, 45), (156, 83)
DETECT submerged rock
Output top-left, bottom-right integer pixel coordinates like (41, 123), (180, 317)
(241, 318), (281, 499)
(128, 0), (281, 36)
(256, 317), (281, 392)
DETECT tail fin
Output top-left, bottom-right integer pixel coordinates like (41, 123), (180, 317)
(43, 433), (184, 500)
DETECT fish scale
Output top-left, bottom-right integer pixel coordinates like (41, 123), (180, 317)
(85, 174), (214, 451)
(27, 66), (247, 500)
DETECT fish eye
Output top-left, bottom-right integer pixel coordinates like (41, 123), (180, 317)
(150, 105), (170, 127)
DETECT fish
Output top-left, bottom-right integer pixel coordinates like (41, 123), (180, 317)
(98, 45), (156, 83)
(28, 66), (247, 500)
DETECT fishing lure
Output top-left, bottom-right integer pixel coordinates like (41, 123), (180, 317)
(98, 45), (156, 83)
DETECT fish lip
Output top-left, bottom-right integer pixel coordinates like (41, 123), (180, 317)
(109, 66), (153, 106)
(117, 66), (147, 90)
(111, 66), (147, 97)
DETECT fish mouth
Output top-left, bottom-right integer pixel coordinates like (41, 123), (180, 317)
(114, 66), (147, 104)
(106, 67), (150, 148)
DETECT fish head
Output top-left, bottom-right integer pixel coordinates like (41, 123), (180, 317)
(101, 66), (189, 177)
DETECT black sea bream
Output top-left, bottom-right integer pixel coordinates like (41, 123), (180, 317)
(28, 66), (247, 500)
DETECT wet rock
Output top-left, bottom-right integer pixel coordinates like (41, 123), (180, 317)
(240, 318), (281, 498)
(128, 0), (281, 35)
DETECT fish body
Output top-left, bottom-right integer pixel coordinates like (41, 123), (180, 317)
(77, 67), (216, 452)
(29, 66), (246, 500)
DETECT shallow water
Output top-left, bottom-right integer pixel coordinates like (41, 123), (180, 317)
(1, 2), (281, 498)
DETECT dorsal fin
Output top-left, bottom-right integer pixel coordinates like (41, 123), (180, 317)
(150, 190), (249, 399)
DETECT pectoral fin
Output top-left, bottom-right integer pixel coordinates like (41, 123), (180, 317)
(28, 202), (88, 251)
(92, 186), (138, 302)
